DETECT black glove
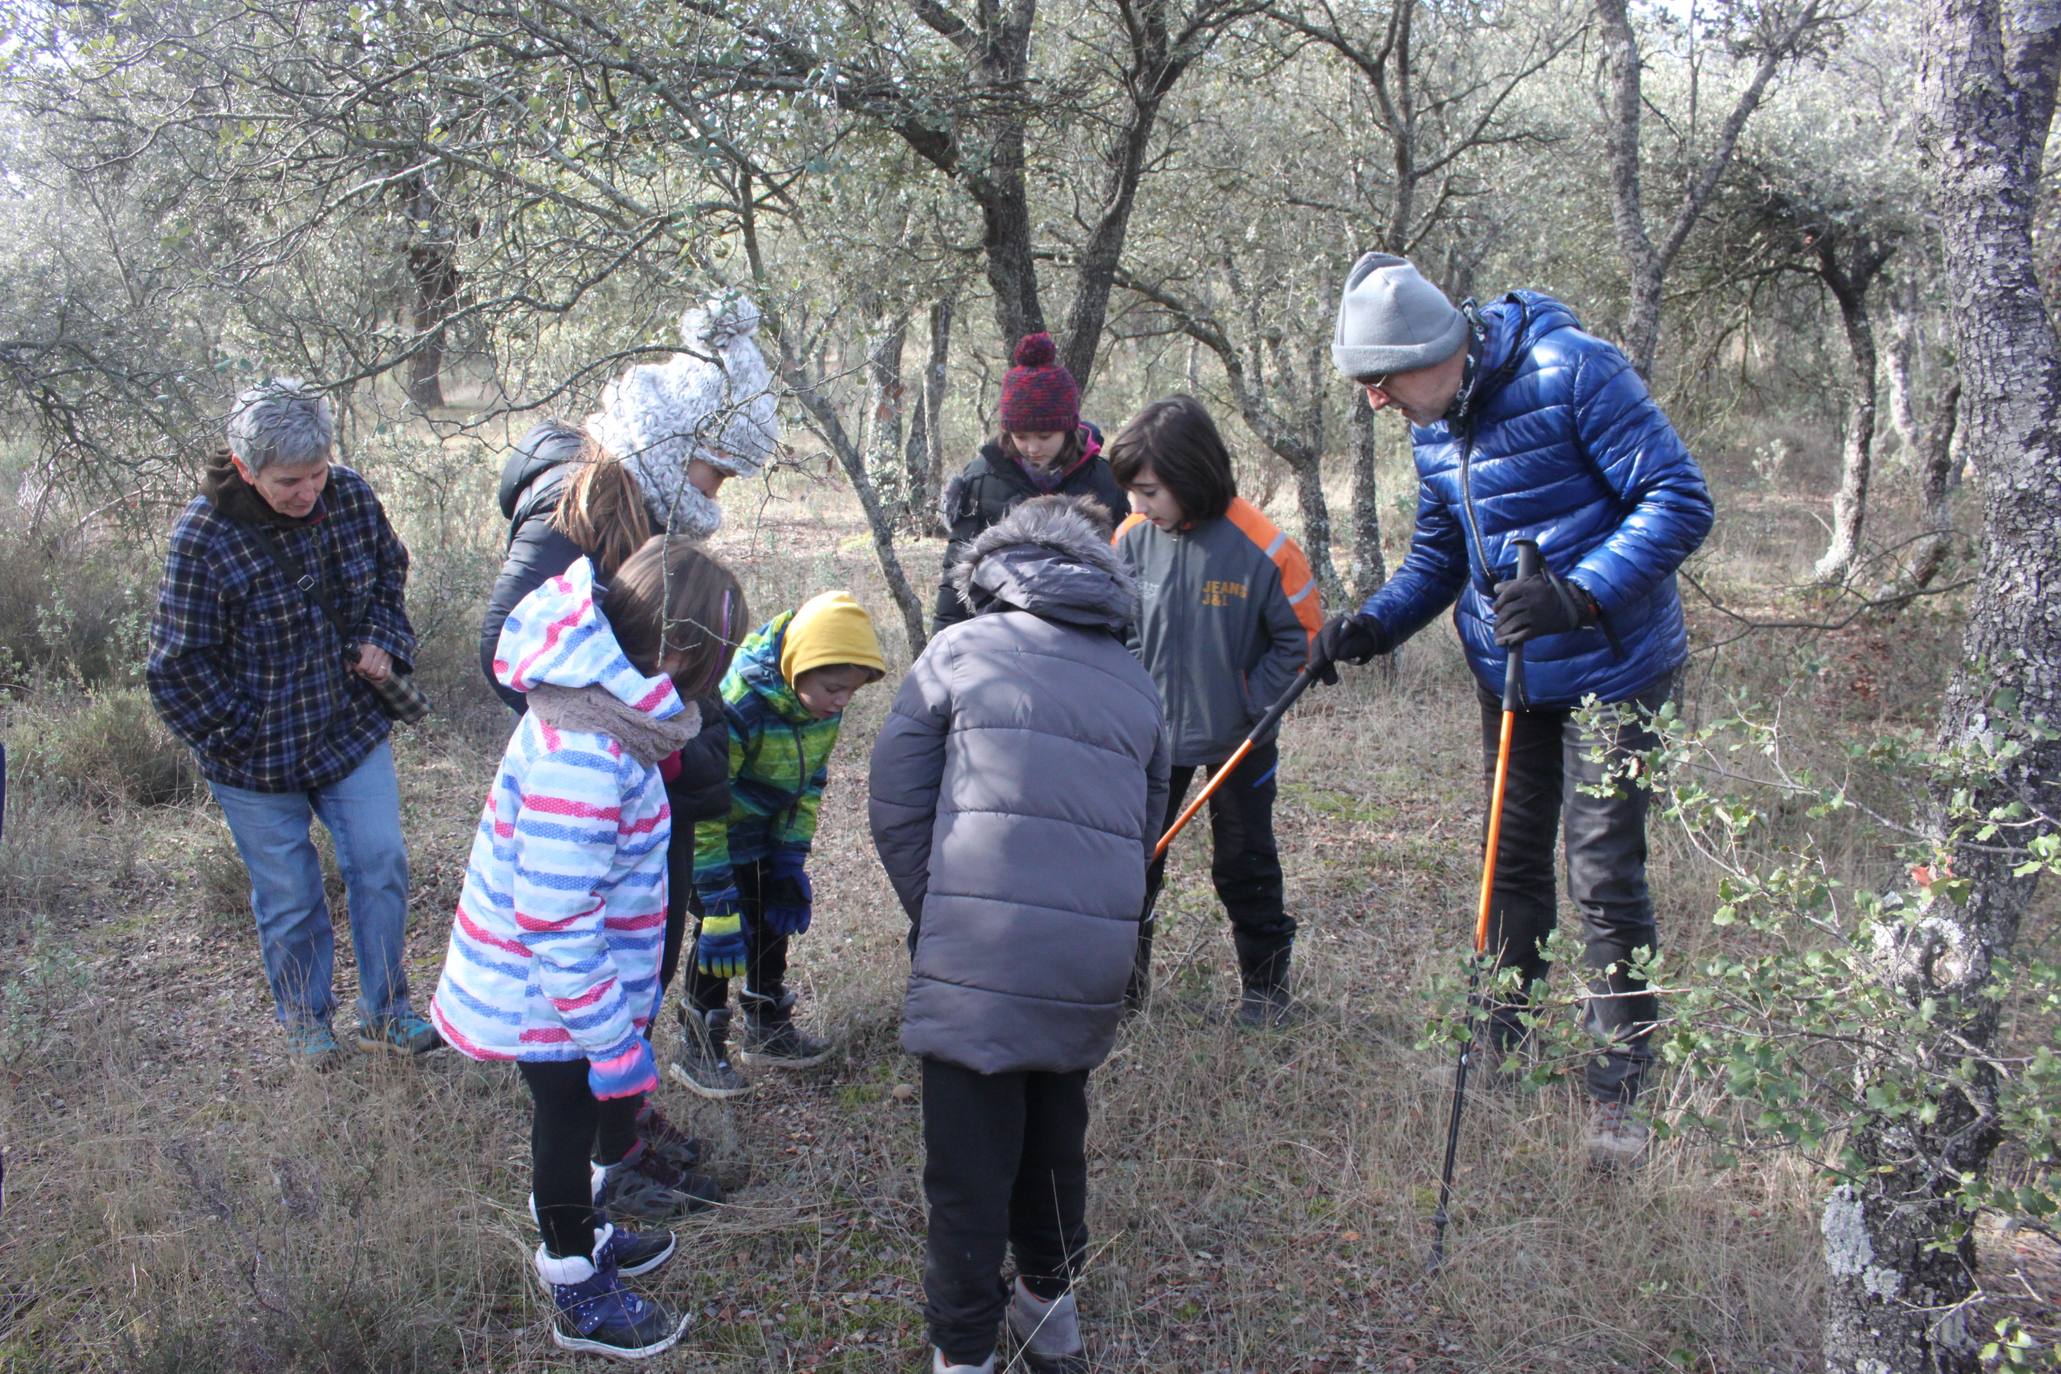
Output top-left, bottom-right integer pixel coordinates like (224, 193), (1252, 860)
(1491, 569), (1596, 646)
(1308, 614), (1389, 686)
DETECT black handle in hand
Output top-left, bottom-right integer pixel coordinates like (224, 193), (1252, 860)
(1503, 539), (1541, 711)
(1253, 666), (1314, 740)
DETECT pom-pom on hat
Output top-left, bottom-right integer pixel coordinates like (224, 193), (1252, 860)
(779, 591), (887, 688)
(588, 291), (782, 537)
(998, 332), (1081, 435)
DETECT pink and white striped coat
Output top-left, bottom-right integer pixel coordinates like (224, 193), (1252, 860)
(431, 559), (682, 1082)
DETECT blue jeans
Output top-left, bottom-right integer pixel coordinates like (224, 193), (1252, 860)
(210, 740), (413, 1028)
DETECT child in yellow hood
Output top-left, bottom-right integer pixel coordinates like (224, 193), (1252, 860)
(672, 591), (887, 1097)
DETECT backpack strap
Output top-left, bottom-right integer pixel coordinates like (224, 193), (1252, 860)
(254, 528), (352, 646)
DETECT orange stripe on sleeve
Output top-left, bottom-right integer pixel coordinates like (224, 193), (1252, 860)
(1226, 498), (1324, 640)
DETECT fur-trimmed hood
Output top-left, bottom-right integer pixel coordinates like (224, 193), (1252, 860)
(948, 494), (1135, 630)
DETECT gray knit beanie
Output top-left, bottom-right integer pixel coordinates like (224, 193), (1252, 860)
(1330, 252), (1469, 380)
(588, 292), (781, 536)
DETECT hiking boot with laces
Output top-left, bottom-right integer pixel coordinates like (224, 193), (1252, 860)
(632, 1101), (704, 1172)
(534, 1240), (689, 1360)
(357, 1009), (444, 1057)
(284, 1021), (345, 1070)
(670, 1006), (750, 1099)
(1585, 1099), (1650, 1170)
(598, 1141), (723, 1222)
(739, 987), (833, 1069)
(1004, 1278), (1088, 1374)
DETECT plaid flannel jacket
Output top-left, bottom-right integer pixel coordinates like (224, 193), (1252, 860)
(147, 464), (416, 793)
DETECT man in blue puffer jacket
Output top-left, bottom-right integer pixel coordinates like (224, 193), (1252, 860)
(1307, 253), (1713, 1168)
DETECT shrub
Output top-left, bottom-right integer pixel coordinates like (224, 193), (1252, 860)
(6, 686), (200, 811)
(0, 507), (158, 689)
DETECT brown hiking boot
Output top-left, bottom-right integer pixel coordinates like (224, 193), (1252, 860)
(1585, 1099), (1650, 1169)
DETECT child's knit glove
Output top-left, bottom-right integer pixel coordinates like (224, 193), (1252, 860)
(761, 849), (814, 936)
(695, 886), (750, 978)
(588, 1033), (659, 1101)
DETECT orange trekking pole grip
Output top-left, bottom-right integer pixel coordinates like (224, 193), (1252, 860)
(1430, 536), (1539, 1274)
(1153, 668), (1314, 861)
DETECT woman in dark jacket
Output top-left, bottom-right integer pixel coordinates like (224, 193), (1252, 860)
(476, 293), (782, 1210)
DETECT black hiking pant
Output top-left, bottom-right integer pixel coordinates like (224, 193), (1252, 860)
(921, 1057), (1090, 1365)
(1477, 676), (1672, 1105)
(1140, 739), (1293, 989)
(519, 1059), (640, 1258)
(685, 858), (795, 1016)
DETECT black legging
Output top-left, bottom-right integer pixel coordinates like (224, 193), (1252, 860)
(518, 1059), (641, 1258)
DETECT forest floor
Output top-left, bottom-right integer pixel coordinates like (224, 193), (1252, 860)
(0, 445), (2053, 1372)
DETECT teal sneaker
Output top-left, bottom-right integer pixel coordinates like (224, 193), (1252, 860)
(357, 1010), (444, 1057)
(285, 1021), (345, 1070)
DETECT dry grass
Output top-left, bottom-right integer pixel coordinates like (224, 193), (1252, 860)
(0, 439), (1995, 1373)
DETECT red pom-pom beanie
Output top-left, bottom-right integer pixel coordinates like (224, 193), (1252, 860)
(998, 333), (1081, 434)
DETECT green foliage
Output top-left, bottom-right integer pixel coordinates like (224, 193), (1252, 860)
(1631, 696), (2054, 1316)
(0, 914), (93, 1059)
(7, 685), (201, 811)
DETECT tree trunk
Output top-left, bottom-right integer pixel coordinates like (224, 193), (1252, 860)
(739, 193), (930, 657)
(402, 170), (457, 411)
(868, 317), (910, 524)
(1898, 380), (1962, 595)
(1812, 241), (1889, 585)
(1594, 0), (1665, 375)
(1593, 0), (1823, 378)
(785, 359), (930, 658)
(1288, 454), (1344, 611)
(920, 298), (953, 534)
(1821, 1), (2061, 1369)
(1884, 272), (1924, 459)
(1349, 388), (1388, 601)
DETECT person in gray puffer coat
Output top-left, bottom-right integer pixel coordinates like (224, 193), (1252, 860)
(868, 495), (1169, 1374)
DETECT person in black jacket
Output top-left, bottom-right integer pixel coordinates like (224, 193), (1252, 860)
(931, 333), (1127, 633)
(477, 293), (782, 1215)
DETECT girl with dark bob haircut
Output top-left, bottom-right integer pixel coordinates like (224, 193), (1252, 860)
(1105, 394), (1237, 525)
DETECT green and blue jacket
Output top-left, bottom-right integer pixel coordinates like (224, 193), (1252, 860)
(691, 610), (846, 901)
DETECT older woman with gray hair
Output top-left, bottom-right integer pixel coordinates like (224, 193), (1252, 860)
(148, 378), (438, 1065)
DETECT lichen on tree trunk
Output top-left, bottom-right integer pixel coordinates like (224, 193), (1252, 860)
(1821, 0), (2061, 1368)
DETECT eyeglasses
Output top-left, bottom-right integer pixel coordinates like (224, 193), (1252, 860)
(1363, 373), (1393, 392)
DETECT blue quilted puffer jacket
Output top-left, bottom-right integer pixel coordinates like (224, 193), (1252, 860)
(1359, 291), (1714, 708)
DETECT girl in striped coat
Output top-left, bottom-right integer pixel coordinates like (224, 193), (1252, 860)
(431, 536), (746, 1361)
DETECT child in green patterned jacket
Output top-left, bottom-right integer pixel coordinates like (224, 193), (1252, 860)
(670, 590), (886, 1098)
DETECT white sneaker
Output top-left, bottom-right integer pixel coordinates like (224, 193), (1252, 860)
(931, 1348), (995, 1373)
(1004, 1278), (1088, 1373)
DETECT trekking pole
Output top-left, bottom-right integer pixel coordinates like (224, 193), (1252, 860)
(1154, 668), (1314, 860)
(1428, 537), (1539, 1275)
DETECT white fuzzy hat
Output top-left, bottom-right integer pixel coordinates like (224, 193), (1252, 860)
(588, 292), (781, 535)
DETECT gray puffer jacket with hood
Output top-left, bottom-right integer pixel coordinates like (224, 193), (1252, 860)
(869, 496), (1171, 1075)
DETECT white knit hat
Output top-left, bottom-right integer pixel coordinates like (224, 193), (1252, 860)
(588, 292), (781, 536)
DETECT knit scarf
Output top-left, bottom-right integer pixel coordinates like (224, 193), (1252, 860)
(640, 473), (724, 541)
(525, 683), (700, 767)
(1011, 448), (1088, 494)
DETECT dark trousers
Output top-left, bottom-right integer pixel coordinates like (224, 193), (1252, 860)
(518, 1059), (640, 1258)
(686, 858), (793, 1015)
(1142, 739), (1293, 986)
(921, 1057), (1090, 1365)
(1477, 677), (1671, 1104)
(659, 801), (694, 995)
